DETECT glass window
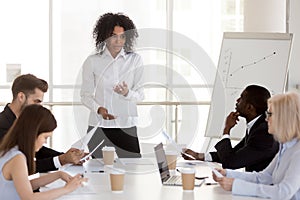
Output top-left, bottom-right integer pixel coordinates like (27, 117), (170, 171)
(0, 89), (12, 103)
(0, 0), (49, 85)
(51, 105), (89, 151)
(51, 0), (168, 148)
(0, 0), (244, 151)
(52, 0), (166, 86)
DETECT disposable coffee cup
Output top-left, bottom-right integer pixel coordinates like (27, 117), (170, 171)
(110, 168), (125, 193)
(165, 151), (178, 170)
(102, 146), (115, 165)
(181, 167), (195, 192)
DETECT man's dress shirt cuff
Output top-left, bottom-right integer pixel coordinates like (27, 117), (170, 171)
(53, 156), (62, 169)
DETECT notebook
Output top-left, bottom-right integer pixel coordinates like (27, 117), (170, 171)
(154, 143), (205, 186)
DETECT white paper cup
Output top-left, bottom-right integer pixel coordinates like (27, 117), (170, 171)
(102, 146), (115, 165)
(110, 168), (125, 193)
(181, 167), (195, 192)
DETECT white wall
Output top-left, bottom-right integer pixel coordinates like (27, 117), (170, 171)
(243, 0), (300, 92)
(288, 0), (300, 91)
(244, 0), (286, 32)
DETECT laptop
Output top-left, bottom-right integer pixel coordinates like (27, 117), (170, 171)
(154, 143), (205, 186)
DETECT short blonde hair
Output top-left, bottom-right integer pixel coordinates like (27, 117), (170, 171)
(268, 92), (300, 143)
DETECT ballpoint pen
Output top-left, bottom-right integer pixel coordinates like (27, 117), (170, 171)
(84, 170), (104, 173)
(205, 182), (218, 185)
(91, 170), (104, 173)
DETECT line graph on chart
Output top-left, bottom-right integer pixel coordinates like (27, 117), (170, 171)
(221, 48), (277, 88)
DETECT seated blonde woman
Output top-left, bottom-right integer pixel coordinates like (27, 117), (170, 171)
(0, 105), (87, 200)
(213, 92), (300, 200)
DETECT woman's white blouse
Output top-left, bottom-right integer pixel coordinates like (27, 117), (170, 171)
(80, 48), (144, 128)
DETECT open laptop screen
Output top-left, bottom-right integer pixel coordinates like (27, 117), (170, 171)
(154, 143), (170, 182)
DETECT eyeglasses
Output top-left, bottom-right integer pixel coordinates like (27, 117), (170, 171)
(265, 111), (273, 118)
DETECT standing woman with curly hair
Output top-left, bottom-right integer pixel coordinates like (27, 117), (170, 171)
(80, 13), (144, 158)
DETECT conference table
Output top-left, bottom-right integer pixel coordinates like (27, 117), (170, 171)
(41, 157), (265, 200)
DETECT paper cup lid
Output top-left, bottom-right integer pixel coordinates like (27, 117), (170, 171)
(165, 151), (178, 156)
(102, 146), (115, 151)
(181, 167), (195, 174)
(110, 168), (125, 174)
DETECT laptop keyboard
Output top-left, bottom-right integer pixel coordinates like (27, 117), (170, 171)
(164, 176), (205, 186)
(164, 176), (182, 185)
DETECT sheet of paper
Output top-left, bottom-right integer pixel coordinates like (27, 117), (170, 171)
(40, 179), (96, 194)
(161, 130), (194, 159)
(60, 165), (85, 175)
(119, 158), (154, 165)
(176, 160), (205, 167)
(71, 121), (100, 150)
(80, 139), (104, 162)
(83, 159), (105, 173)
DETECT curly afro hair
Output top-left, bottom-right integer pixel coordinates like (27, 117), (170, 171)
(93, 12), (138, 53)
